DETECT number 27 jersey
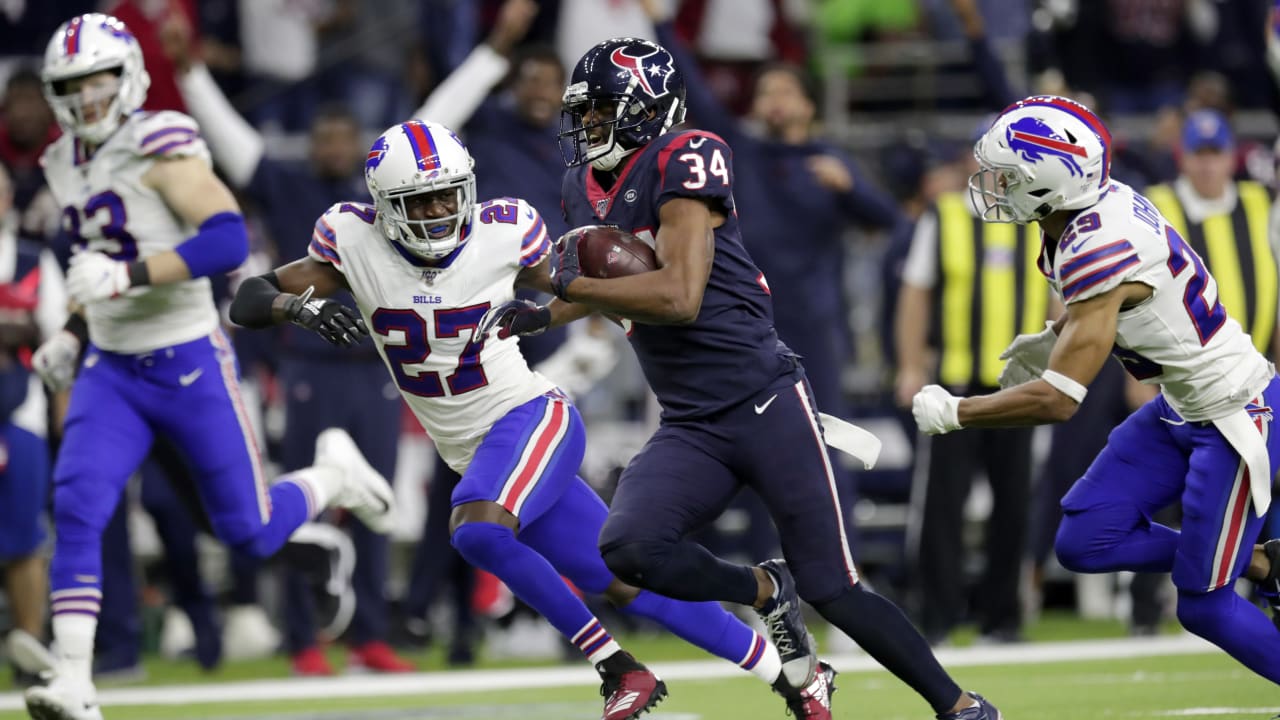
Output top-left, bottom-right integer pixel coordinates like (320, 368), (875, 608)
(308, 198), (555, 471)
(1043, 181), (1271, 421)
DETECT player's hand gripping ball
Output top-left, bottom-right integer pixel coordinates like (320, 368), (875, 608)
(551, 225), (658, 300)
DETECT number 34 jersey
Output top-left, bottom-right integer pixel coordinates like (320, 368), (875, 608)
(1042, 180), (1271, 421)
(41, 111), (220, 354)
(308, 198), (556, 471)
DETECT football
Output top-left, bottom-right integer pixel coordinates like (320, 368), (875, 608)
(566, 225), (658, 279)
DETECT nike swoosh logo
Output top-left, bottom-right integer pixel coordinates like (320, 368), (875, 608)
(179, 368), (204, 386)
(1069, 239), (1088, 253)
(754, 394), (778, 414)
(689, 137), (706, 149)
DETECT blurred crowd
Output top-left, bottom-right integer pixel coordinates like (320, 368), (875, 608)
(0, 0), (1277, 682)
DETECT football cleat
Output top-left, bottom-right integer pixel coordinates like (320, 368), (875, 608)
(774, 660), (837, 719)
(1259, 539), (1280, 630)
(755, 559), (818, 689)
(23, 664), (103, 720)
(937, 692), (1002, 720)
(596, 651), (668, 720)
(313, 428), (396, 534)
(290, 646), (335, 677)
(347, 641), (416, 673)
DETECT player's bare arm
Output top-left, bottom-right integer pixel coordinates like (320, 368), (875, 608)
(515, 257), (593, 328)
(957, 281), (1151, 427)
(138, 155), (240, 284)
(559, 197), (719, 324)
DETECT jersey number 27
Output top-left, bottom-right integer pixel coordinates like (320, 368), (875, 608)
(371, 303), (490, 398)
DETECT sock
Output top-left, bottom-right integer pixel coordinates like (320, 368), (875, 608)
(1177, 586), (1280, 683)
(451, 522), (619, 663)
(623, 590), (782, 684)
(279, 467), (339, 520)
(814, 583), (962, 714)
(231, 476), (315, 558)
(51, 613), (96, 685)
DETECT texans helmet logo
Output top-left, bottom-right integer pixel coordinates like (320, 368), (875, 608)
(1006, 117), (1086, 177)
(609, 46), (674, 99)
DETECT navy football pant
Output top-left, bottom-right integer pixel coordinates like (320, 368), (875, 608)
(600, 371), (858, 605)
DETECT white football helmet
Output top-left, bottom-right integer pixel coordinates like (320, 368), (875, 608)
(969, 95), (1112, 224)
(365, 121), (476, 261)
(42, 14), (150, 144)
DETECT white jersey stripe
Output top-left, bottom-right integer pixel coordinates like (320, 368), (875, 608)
(793, 382), (858, 585)
(1209, 409), (1265, 590)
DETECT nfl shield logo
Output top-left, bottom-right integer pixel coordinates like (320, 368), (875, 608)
(595, 197), (611, 218)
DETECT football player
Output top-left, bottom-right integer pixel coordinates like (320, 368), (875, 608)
(229, 119), (835, 720)
(26, 15), (394, 719)
(913, 95), (1280, 684)
(487, 37), (1000, 719)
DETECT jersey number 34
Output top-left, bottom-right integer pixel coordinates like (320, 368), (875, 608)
(370, 303), (490, 398)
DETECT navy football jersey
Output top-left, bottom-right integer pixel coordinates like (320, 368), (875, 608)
(562, 130), (796, 420)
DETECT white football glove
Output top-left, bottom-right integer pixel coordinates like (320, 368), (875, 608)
(32, 330), (82, 392)
(66, 251), (131, 305)
(912, 384), (963, 435)
(997, 321), (1058, 389)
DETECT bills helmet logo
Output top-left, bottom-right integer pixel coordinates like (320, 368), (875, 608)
(609, 46), (674, 99)
(365, 135), (389, 173)
(1006, 116), (1086, 177)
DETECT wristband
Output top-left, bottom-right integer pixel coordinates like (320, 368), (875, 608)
(1041, 369), (1087, 403)
(127, 260), (151, 287)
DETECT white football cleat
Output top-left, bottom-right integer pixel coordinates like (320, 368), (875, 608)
(313, 428), (396, 534)
(6, 629), (55, 675)
(24, 664), (103, 720)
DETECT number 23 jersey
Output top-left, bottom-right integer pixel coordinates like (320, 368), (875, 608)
(308, 198), (555, 471)
(1043, 180), (1271, 421)
(41, 111), (219, 353)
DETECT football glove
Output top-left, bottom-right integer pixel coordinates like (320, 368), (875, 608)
(283, 286), (369, 348)
(32, 330), (82, 392)
(476, 299), (551, 340)
(912, 384), (963, 435)
(997, 321), (1058, 389)
(549, 231), (582, 300)
(66, 251), (131, 305)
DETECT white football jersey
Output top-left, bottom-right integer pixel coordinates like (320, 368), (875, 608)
(309, 197), (556, 471)
(1042, 181), (1272, 421)
(41, 111), (219, 353)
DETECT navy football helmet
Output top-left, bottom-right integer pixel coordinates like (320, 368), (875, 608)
(559, 37), (686, 171)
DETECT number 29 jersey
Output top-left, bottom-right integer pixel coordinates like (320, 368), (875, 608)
(308, 198), (556, 471)
(1043, 180), (1272, 421)
(41, 111), (220, 353)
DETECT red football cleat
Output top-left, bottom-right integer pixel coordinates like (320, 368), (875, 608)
(776, 661), (837, 719)
(291, 646), (335, 676)
(348, 641), (416, 673)
(596, 651), (667, 720)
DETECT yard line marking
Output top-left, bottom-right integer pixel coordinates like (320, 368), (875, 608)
(0, 634), (1222, 711)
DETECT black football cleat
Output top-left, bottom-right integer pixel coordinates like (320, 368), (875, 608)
(937, 692), (1002, 720)
(756, 559), (818, 690)
(596, 650), (668, 720)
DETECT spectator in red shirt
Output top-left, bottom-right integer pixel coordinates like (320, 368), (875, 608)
(107, 0), (197, 112)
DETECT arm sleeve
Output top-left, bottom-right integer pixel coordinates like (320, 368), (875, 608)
(653, 21), (742, 144)
(176, 64), (265, 188)
(229, 273), (283, 329)
(901, 211), (939, 289)
(412, 43), (510, 130)
(656, 132), (735, 217)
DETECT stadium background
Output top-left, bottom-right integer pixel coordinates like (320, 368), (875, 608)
(0, 0), (1278, 716)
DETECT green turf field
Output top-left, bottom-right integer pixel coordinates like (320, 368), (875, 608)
(0, 614), (1275, 719)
